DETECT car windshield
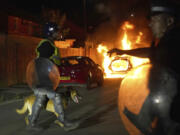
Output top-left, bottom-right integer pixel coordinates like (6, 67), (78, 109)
(61, 57), (83, 66)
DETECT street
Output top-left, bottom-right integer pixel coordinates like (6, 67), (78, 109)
(0, 78), (129, 135)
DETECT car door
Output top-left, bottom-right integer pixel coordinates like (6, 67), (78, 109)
(86, 58), (100, 82)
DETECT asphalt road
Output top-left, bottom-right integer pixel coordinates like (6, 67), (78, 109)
(0, 78), (129, 135)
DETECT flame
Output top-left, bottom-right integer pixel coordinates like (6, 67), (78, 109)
(122, 21), (134, 30)
(97, 21), (150, 78)
(111, 59), (129, 72)
(121, 21), (134, 50)
(122, 33), (131, 50)
(97, 45), (128, 78)
(136, 32), (143, 44)
(97, 45), (113, 77)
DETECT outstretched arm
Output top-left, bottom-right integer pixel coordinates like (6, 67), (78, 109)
(107, 47), (152, 58)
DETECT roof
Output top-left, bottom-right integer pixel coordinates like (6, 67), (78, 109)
(61, 56), (90, 59)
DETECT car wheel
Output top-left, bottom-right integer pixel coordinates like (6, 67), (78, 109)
(97, 73), (104, 87)
(86, 75), (91, 90)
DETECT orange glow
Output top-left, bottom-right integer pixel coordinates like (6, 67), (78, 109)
(122, 33), (131, 50)
(136, 32), (143, 44)
(97, 21), (150, 78)
(122, 21), (134, 30)
(121, 21), (134, 50)
(111, 59), (129, 72)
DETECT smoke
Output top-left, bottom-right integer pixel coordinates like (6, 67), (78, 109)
(89, 0), (152, 49)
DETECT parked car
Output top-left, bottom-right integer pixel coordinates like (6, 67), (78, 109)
(58, 56), (104, 89)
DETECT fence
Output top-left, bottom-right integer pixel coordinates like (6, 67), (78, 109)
(0, 34), (103, 87)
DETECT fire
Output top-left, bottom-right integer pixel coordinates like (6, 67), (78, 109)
(97, 45), (128, 78)
(121, 21), (134, 50)
(136, 32), (143, 44)
(97, 21), (150, 78)
(111, 59), (129, 72)
(97, 44), (114, 77)
(122, 21), (134, 30)
(122, 33), (131, 50)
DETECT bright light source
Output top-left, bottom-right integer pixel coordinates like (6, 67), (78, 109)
(130, 14), (134, 17)
(49, 27), (54, 31)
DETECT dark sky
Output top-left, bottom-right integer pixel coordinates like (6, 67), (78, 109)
(4, 0), (85, 14)
(3, 0), (180, 26)
(3, 0), (96, 27)
(2, 0), (180, 45)
(2, 0), (151, 32)
(3, 0), (148, 21)
(2, 0), (152, 42)
(2, 0), (167, 44)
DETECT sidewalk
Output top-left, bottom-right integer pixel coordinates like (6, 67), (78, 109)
(0, 84), (33, 104)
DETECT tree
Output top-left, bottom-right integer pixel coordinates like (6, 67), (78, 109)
(41, 7), (70, 39)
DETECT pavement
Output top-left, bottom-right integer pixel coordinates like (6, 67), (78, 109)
(0, 84), (33, 104)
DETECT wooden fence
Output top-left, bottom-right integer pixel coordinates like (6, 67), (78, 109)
(0, 34), (103, 87)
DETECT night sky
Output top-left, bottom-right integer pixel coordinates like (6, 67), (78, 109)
(3, 0), (84, 26)
(3, 0), (179, 45)
(2, 0), (152, 44)
(2, 0), (179, 47)
(2, 0), (150, 27)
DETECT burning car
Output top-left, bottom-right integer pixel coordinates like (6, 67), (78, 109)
(58, 56), (104, 89)
(97, 21), (150, 78)
(109, 55), (132, 74)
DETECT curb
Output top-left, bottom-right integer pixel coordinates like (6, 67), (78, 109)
(0, 89), (32, 104)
